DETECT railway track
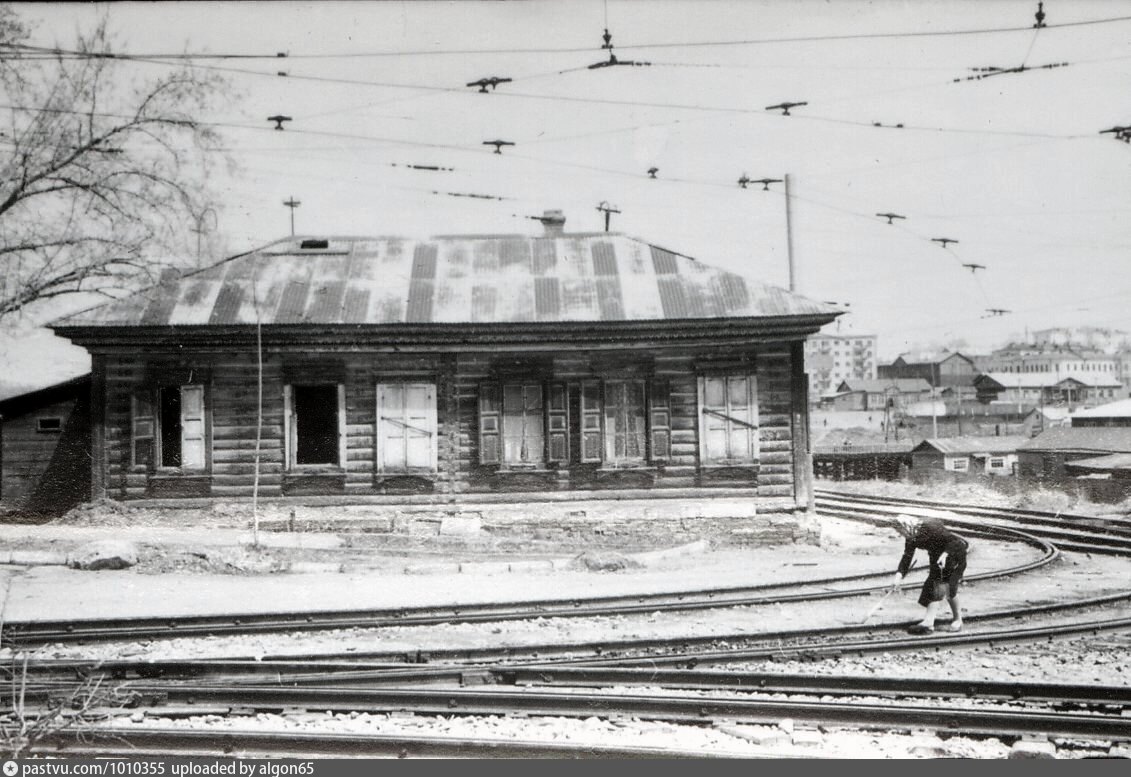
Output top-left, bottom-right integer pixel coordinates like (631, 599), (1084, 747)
(816, 489), (1131, 555)
(1, 524), (1053, 649)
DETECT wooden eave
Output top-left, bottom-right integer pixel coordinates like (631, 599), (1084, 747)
(53, 314), (837, 353)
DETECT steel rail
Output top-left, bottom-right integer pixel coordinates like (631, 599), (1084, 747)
(22, 685), (1131, 742)
(17, 589), (1131, 682)
(816, 498), (1131, 555)
(1, 524), (1054, 649)
(27, 726), (751, 759)
(817, 490), (1131, 542)
(499, 666), (1131, 707)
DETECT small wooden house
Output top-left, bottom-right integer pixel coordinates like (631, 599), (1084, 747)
(0, 375), (91, 516)
(51, 220), (839, 528)
(910, 436), (1025, 476)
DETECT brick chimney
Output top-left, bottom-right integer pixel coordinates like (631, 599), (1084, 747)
(540, 209), (566, 237)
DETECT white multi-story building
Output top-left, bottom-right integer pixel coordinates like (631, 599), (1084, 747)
(805, 333), (877, 397)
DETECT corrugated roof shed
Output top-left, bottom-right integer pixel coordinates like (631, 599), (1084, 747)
(55, 234), (840, 328)
(913, 436), (1028, 455)
(1073, 399), (1131, 419)
(837, 378), (932, 393)
(977, 372), (1122, 389)
(1018, 427), (1131, 454)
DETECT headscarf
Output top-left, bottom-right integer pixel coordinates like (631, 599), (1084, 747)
(891, 514), (921, 539)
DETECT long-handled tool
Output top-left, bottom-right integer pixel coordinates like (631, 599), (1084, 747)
(861, 587), (897, 624)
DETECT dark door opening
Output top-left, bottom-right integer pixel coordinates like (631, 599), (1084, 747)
(159, 386), (182, 467)
(294, 384), (339, 465)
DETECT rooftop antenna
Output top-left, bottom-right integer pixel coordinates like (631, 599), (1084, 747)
(283, 197), (301, 236)
(596, 201), (621, 232)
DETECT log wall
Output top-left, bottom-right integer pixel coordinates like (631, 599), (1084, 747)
(95, 342), (806, 506)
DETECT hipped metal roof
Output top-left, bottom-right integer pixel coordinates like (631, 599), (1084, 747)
(55, 234), (840, 328)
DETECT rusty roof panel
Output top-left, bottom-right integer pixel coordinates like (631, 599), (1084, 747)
(656, 277), (689, 318)
(276, 279), (310, 324)
(471, 285), (497, 323)
(595, 277), (624, 321)
(650, 245), (679, 275)
(534, 277), (560, 320)
(341, 287), (370, 324)
(57, 233), (841, 329)
(532, 238), (557, 275)
(592, 241), (617, 276)
(499, 238), (531, 271)
(305, 279), (346, 323)
(208, 282), (245, 325)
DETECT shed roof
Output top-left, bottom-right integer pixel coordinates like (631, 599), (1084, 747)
(977, 372), (1121, 389)
(0, 374), (90, 419)
(1072, 399), (1131, 419)
(53, 234), (840, 328)
(1018, 427), (1131, 454)
(1063, 453), (1131, 471)
(912, 436), (1028, 455)
(837, 378), (932, 393)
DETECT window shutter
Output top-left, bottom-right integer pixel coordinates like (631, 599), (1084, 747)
(283, 384), (294, 470)
(478, 383), (501, 465)
(131, 391), (156, 470)
(649, 380), (671, 462)
(376, 383), (406, 473)
(404, 383), (437, 472)
(547, 382), (569, 463)
(180, 385), (206, 469)
(580, 380), (603, 463)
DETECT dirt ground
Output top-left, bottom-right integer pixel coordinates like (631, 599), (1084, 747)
(3, 485), (1131, 758)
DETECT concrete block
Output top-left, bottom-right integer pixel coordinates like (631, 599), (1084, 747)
(288, 561), (343, 574)
(1009, 740), (1057, 759)
(440, 512), (482, 536)
(791, 729), (824, 747)
(403, 562), (460, 575)
(508, 560), (553, 573)
(715, 724), (789, 747)
(459, 561), (510, 575)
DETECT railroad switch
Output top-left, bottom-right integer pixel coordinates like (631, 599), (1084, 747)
(459, 670), (495, 686)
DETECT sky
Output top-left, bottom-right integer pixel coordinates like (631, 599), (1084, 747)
(3, 0), (1131, 388)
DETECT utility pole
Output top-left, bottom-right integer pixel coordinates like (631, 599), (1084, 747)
(596, 201), (621, 232)
(784, 173), (797, 291)
(283, 197), (301, 236)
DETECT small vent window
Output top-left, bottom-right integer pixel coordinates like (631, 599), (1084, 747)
(300, 239), (330, 250)
(37, 417), (62, 433)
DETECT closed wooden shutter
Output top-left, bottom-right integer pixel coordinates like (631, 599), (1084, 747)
(478, 383), (501, 465)
(649, 380), (671, 462)
(180, 385), (206, 469)
(547, 383), (569, 463)
(580, 380), (603, 463)
(699, 375), (759, 465)
(131, 391), (156, 470)
(378, 383), (437, 472)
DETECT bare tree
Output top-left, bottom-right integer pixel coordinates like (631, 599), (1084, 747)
(0, 6), (231, 322)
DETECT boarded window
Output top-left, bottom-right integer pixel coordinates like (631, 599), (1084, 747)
(699, 375), (759, 465)
(580, 381), (603, 463)
(287, 384), (342, 466)
(547, 383), (569, 463)
(604, 380), (646, 463)
(502, 383), (544, 465)
(649, 381), (671, 461)
(377, 383), (437, 473)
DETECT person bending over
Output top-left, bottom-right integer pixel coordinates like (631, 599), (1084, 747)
(890, 514), (968, 635)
